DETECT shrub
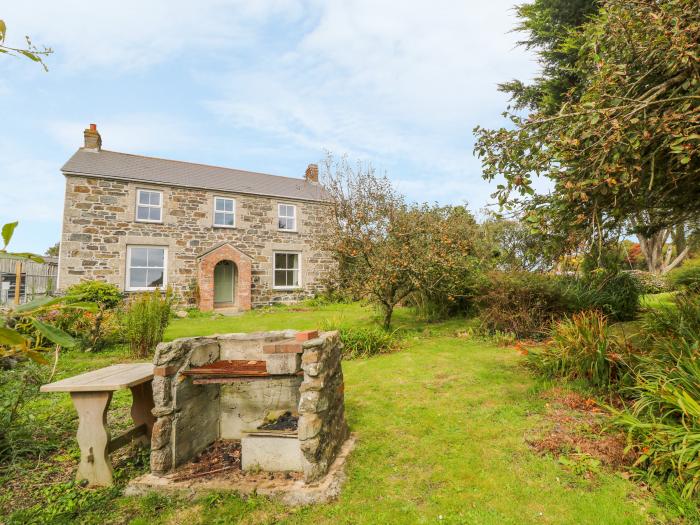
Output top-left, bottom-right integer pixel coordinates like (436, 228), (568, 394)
(627, 270), (669, 294)
(65, 280), (123, 309)
(122, 289), (173, 358)
(614, 340), (700, 498)
(642, 291), (700, 342)
(478, 272), (572, 339)
(667, 257), (700, 291)
(564, 271), (641, 322)
(529, 311), (633, 389)
(43, 307), (122, 352)
(320, 320), (401, 359)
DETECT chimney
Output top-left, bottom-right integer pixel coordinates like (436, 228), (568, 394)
(305, 163), (319, 183)
(83, 123), (102, 151)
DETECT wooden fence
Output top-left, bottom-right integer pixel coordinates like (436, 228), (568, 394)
(0, 255), (58, 306)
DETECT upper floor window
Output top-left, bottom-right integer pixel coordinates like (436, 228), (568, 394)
(126, 246), (166, 291)
(278, 203), (296, 231)
(136, 189), (162, 223)
(214, 197), (235, 227)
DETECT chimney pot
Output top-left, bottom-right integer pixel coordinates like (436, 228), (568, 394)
(83, 123), (102, 151)
(305, 163), (319, 183)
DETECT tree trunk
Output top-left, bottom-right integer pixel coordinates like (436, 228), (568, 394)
(382, 303), (394, 330)
(637, 229), (669, 274)
(663, 245), (690, 274)
(636, 228), (689, 274)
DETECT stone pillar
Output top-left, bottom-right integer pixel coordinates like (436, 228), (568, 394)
(297, 331), (350, 483)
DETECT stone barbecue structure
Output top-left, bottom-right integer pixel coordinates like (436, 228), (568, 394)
(147, 329), (350, 485)
(58, 124), (334, 310)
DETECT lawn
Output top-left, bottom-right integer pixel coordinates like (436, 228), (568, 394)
(640, 292), (676, 310)
(1, 302), (673, 524)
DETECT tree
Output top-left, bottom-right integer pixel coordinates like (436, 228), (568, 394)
(501, 0), (599, 114)
(0, 19), (52, 70)
(44, 242), (60, 257)
(475, 0), (700, 272)
(322, 155), (481, 328)
(480, 211), (559, 271)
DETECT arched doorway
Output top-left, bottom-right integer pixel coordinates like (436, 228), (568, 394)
(213, 260), (237, 306)
(197, 243), (252, 312)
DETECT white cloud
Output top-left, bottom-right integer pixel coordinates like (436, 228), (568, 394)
(205, 0), (537, 204)
(1, 0), (304, 70)
(47, 114), (200, 154)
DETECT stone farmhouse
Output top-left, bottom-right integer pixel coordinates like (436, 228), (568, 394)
(58, 125), (334, 311)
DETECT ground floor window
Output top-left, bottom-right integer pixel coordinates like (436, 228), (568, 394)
(273, 252), (300, 289)
(126, 246), (167, 291)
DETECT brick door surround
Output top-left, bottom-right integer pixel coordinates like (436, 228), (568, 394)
(197, 243), (252, 311)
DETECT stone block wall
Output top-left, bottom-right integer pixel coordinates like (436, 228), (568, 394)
(150, 336), (222, 474)
(58, 175), (335, 306)
(298, 331), (350, 482)
(149, 330), (349, 483)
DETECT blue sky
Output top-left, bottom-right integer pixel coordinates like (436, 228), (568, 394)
(1, 1), (537, 253)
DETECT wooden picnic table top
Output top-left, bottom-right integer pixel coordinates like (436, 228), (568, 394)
(40, 363), (153, 393)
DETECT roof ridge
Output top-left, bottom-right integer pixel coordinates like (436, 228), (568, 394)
(96, 149), (309, 185)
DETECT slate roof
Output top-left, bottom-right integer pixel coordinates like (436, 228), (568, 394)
(61, 148), (328, 202)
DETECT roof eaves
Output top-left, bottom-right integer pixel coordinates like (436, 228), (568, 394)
(60, 169), (331, 204)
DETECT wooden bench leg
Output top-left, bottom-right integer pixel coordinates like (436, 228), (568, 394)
(70, 391), (113, 487)
(130, 381), (156, 446)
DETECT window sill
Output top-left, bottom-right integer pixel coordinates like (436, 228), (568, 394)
(135, 219), (163, 224)
(277, 228), (298, 233)
(272, 287), (303, 291)
(213, 225), (237, 229)
(125, 287), (167, 292)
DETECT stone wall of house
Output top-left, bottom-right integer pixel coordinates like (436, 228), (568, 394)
(297, 331), (350, 483)
(58, 175), (335, 306)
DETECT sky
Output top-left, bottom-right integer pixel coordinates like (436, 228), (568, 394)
(0, 0), (537, 253)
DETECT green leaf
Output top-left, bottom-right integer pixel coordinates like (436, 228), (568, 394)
(0, 20), (6, 42)
(25, 349), (49, 365)
(19, 50), (40, 62)
(31, 319), (77, 348)
(7, 251), (44, 263)
(1, 221), (18, 248)
(13, 295), (64, 313)
(0, 326), (26, 346)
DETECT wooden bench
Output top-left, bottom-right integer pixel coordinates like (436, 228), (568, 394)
(40, 363), (155, 487)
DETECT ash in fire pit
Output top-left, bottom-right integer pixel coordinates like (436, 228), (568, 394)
(172, 440), (241, 481)
(258, 410), (298, 432)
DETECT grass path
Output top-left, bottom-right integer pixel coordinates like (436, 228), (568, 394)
(4, 304), (665, 524)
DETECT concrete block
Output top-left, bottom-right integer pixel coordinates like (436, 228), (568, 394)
(265, 353), (301, 375)
(242, 435), (303, 472)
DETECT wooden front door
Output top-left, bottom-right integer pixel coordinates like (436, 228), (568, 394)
(214, 261), (235, 304)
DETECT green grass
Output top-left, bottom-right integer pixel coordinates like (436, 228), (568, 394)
(640, 292), (676, 310)
(1, 303), (672, 524)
